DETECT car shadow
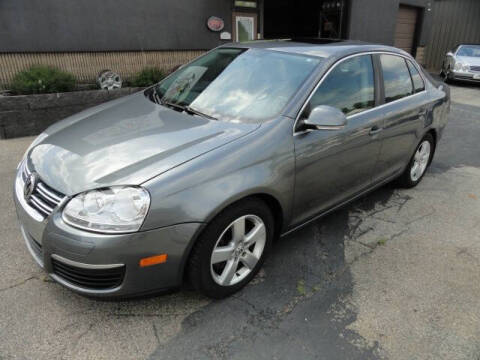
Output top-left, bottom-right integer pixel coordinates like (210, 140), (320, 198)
(449, 80), (480, 88)
(147, 184), (397, 359)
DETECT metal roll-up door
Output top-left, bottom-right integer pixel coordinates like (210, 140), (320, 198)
(394, 5), (419, 54)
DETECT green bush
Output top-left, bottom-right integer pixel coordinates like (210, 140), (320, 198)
(130, 67), (166, 87)
(10, 65), (76, 95)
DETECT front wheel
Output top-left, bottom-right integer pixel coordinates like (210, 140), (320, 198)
(396, 134), (434, 188)
(187, 198), (274, 299)
(440, 66), (452, 83)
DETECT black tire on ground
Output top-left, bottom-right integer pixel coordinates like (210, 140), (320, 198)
(187, 198), (274, 299)
(440, 65), (451, 83)
(396, 133), (435, 188)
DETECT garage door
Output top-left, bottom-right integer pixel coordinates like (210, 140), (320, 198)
(394, 5), (419, 54)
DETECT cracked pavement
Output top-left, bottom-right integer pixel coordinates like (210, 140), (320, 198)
(1, 84), (479, 359)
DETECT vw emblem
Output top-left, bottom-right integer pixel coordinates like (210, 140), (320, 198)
(24, 173), (38, 201)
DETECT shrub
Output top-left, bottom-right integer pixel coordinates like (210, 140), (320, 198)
(10, 65), (76, 95)
(130, 67), (166, 87)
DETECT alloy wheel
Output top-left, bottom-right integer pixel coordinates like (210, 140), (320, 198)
(210, 214), (266, 286)
(410, 140), (431, 182)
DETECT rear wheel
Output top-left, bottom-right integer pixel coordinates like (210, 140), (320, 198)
(396, 133), (434, 188)
(187, 198), (274, 299)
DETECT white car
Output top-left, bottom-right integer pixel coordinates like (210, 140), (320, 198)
(441, 44), (480, 83)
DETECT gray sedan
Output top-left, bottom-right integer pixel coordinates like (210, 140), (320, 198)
(14, 41), (449, 299)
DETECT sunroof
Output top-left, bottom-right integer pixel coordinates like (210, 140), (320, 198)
(289, 37), (346, 44)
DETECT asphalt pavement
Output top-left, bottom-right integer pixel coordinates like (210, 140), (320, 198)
(0, 84), (479, 360)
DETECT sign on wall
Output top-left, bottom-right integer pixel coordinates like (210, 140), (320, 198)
(207, 16), (225, 32)
(220, 32), (232, 40)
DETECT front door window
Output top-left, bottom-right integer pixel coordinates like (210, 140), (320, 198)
(305, 54), (375, 117)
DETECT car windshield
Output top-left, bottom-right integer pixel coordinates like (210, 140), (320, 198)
(457, 45), (480, 57)
(153, 48), (322, 122)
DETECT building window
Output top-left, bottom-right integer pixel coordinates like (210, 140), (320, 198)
(319, 0), (347, 39)
(234, 1), (257, 8)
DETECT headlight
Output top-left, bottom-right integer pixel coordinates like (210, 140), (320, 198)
(454, 62), (463, 71)
(62, 186), (150, 233)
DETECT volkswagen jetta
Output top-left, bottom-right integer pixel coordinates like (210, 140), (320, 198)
(14, 40), (449, 299)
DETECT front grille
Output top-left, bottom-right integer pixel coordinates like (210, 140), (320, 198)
(470, 66), (480, 72)
(51, 257), (125, 290)
(455, 75), (475, 80)
(22, 162), (65, 218)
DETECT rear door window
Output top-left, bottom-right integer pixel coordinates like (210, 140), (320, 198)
(380, 54), (414, 103)
(406, 60), (425, 93)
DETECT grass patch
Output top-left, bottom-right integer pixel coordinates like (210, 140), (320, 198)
(377, 238), (388, 246)
(129, 67), (166, 87)
(10, 65), (76, 95)
(297, 279), (306, 296)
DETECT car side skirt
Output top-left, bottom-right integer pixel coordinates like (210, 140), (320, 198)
(280, 169), (403, 237)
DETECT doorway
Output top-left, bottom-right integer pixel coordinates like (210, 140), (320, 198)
(232, 12), (258, 42)
(263, 0), (348, 40)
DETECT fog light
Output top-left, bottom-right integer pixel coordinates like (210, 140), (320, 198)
(139, 254), (168, 267)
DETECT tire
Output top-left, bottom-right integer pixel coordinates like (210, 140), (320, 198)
(187, 198), (274, 299)
(440, 65), (452, 84)
(396, 133), (435, 188)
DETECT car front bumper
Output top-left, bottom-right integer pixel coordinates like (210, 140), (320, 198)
(13, 166), (202, 298)
(451, 71), (480, 82)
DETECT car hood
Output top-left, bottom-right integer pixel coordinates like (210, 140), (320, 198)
(28, 92), (260, 195)
(456, 56), (480, 66)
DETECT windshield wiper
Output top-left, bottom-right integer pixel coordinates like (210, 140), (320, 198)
(184, 105), (217, 120)
(151, 86), (162, 105)
(160, 98), (185, 112)
(159, 98), (217, 120)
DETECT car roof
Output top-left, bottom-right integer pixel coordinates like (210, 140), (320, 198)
(455, 43), (480, 48)
(221, 39), (410, 60)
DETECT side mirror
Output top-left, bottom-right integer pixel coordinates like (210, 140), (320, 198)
(446, 51), (454, 57)
(302, 105), (347, 131)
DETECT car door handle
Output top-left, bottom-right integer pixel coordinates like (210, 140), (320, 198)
(369, 126), (383, 136)
(418, 109), (427, 117)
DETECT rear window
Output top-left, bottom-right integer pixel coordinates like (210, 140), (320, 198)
(406, 60), (425, 93)
(380, 54), (413, 103)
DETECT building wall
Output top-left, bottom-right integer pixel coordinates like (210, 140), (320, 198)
(425, 0), (480, 70)
(0, 0), (232, 52)
(347, 0), (432, 47)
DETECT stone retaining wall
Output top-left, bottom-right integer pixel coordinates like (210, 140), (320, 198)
(0, 87), (143, 139)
